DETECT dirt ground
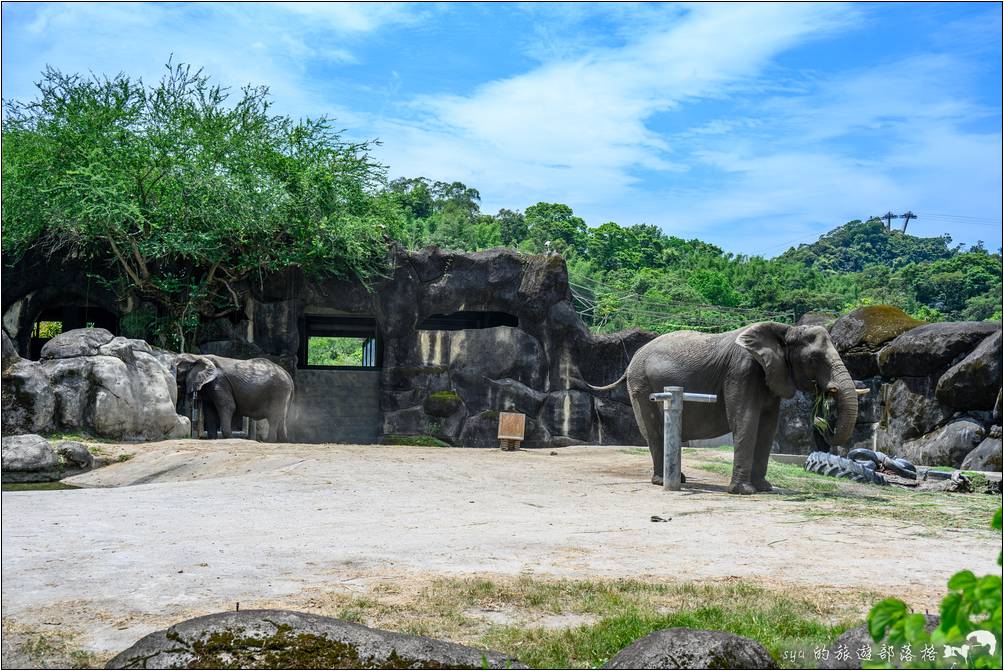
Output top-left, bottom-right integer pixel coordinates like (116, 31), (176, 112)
(2, 439), (999, 667)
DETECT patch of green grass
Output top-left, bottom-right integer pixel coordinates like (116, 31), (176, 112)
(689, 452), (999, 530)
(116, 453), (134, 462)
(2, 481), (80, 491)
(42, 431), (114, 444)
(316, 575), (858, 669)
(381, 434), (450, 447)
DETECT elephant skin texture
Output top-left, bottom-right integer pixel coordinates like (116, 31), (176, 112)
(176, 353), (294, 442)
(589, 322), (858, 494)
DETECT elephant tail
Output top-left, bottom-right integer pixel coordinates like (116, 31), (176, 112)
(583, 372), (627, 392)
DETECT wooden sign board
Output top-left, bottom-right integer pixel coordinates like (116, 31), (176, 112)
(497, 412), (526, 440)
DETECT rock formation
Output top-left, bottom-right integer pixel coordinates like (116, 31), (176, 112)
(106, 609), (525, 669)
(776, 305), (1002, 470)
(1, 328), (189, 441)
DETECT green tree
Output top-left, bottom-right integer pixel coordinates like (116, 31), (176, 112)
(525, 202), (587, 256)
(496, 208), (527, 247)
(2, 63), (396, 350)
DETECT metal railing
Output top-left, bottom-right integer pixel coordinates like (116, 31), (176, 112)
(649, 386), (719, 491)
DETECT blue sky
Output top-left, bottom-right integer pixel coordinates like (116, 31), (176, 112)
(3, 2), (1001, 256)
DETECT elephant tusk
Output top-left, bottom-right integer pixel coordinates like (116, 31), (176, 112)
(855, 388), (870, 396)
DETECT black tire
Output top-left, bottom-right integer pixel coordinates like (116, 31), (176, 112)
(804, 451), (888, 485)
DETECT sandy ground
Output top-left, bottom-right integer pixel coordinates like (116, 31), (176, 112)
(2, 440), (998, 665)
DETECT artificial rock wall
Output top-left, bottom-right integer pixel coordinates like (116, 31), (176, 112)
(775, 306), (1002, 471)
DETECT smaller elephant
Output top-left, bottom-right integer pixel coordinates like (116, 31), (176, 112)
(175, 353), (294, 442)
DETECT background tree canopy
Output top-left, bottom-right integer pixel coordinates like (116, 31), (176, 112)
(3, 64), (1000, 347)
(2, 63), (400, 349)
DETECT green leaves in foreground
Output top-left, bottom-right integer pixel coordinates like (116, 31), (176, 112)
(866, 507), (1003, 669)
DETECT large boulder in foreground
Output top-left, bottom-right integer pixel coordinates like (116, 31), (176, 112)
(877, 321), (1000, 378)
(603, 628), (776, 669)
(106, 609), (525, 669)
(935, 331), (1002, 410)
(2, 328), (189, 441)
(830, 306), (926, 378)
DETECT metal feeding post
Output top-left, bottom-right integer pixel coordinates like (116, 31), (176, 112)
(648, 386), (718, 491)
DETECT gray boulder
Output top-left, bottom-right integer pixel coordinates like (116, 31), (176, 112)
(894, 418), (986, 468)
(854, 377), (884, 425)
(797, 312), (837, 329)
(2, 329), (20, 372)
(542, 389), (595, 443)
(2, 434), (58, 482)
(878, 322), (1000, 378)
(2, 328), (189, 441)
(603, 628), (776, 669)
(53, 440), (94, 471)
(39, 327), (116, 359)
(820, 616), (939, 669)
(960, 426), (1002, 471)
(936, 331), (1002, 410)
(877, 377), (954, 447)
(2, 360), (56, 434)
(105, 609), (525, 669)
(483, 377), (546, 417)
(595, 397), (644, 446)
(831, 306), (926, 379)
(457, 410), (502, 447)
(773, 390), (816, 454)
(2, 435), (95, 482)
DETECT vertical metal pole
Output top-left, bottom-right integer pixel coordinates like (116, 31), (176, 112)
(663, 386), (684, 491)
(190, 391), (200, 439)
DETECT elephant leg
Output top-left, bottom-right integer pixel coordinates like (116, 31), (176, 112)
(203, 402), (220, 440)
(751, 399), (780, 492)
(630, 387), (668, 486)
(724, 381), (761, 495)
(275, 413), (288, 443)
(216, 401), (236, 439)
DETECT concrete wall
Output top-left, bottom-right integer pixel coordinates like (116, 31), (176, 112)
(289, 369), (381, 444)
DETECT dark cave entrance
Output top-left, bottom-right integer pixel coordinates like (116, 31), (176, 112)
(29, 304), (119, 360)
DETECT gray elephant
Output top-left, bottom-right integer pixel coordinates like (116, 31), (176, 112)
(175, 354), (294, 442)
(589, 322), (859, 494)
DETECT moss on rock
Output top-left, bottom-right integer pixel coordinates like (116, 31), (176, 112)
(422, 391), (462, 417)
(831, 305), (926, 351)
(381, 434), (450, 447)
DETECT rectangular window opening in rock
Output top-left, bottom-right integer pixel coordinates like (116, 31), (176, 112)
(417, 311), (518, 331)
(298, 315), (382, 369)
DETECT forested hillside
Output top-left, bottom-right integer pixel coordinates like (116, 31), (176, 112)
(3, 65), (1000, 346)
(385, 178), (1002, 332)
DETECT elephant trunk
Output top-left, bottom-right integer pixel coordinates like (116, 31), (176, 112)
(822, 347), (858, 446)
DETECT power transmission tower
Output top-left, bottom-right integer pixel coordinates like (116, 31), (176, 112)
(900, 211), (917, 233)
(881, 211), (898, 231)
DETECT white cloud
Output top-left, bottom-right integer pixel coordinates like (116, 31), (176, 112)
(1, 2), (420, 120)
(373, 3), (857, 212)
(644, 51), (1003, 252)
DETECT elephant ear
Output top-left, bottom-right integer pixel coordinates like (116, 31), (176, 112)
(736, 322), (796, 399)
(186, 358), (220, 396)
